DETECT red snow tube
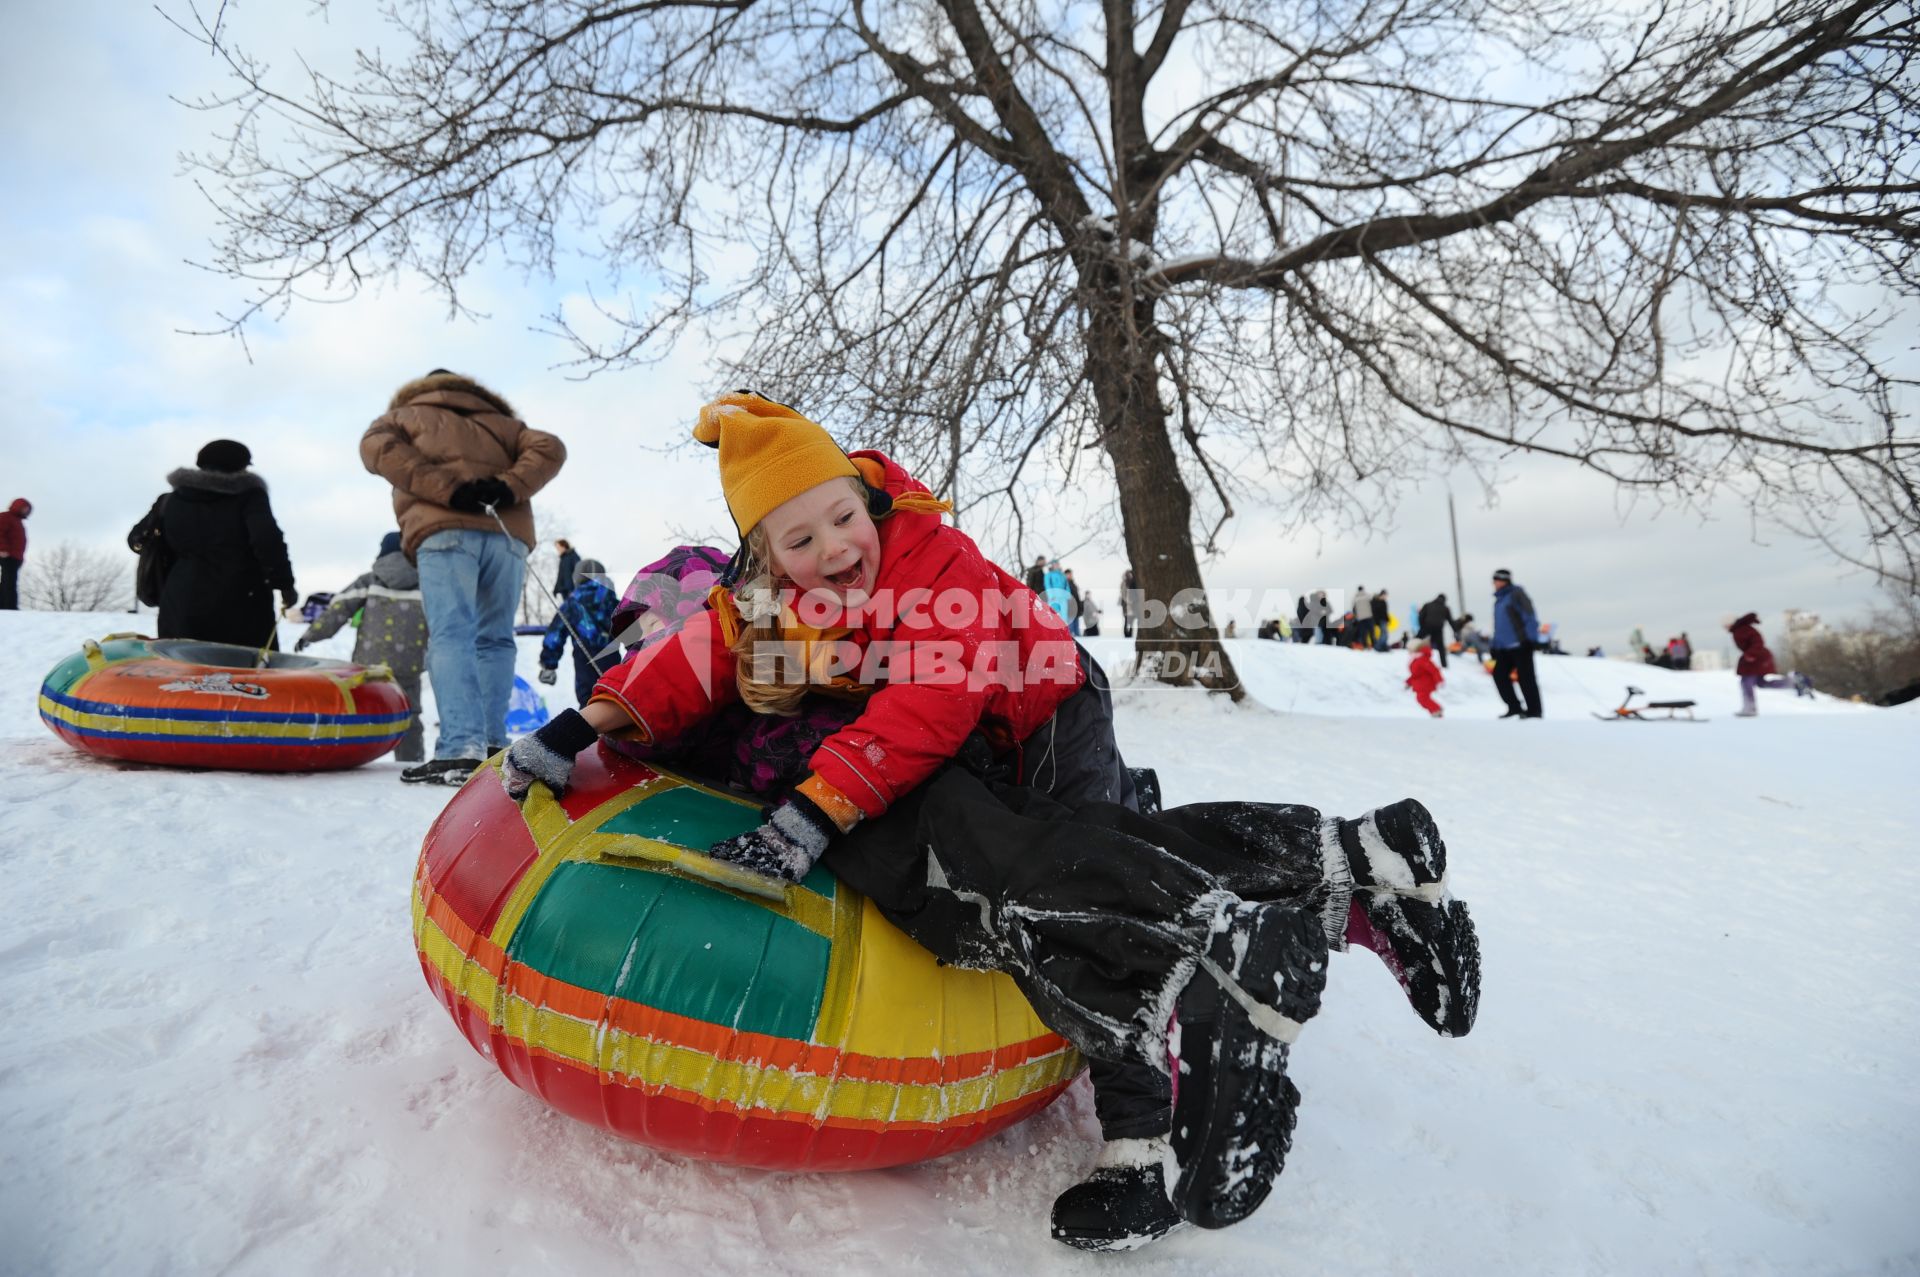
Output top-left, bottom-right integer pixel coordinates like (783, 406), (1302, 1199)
(38, 634), (411, 771)
(414, 746), (1084, 1170)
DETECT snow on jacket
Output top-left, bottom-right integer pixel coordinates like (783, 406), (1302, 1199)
(592, 451), (1084, 820)
(1406, 648), (1444, 695)
(1730, 613), (1776, 677)
(359, 373), (566, 559)
(301, 550), (427, 677)
(1491, 582), (1541, 650)
(156, 468), (295, 647)
(541, 577), (619, 669)
(0, 498), (28, 559)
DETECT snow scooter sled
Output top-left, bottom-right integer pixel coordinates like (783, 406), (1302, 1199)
(1594, 686), (1703, 722)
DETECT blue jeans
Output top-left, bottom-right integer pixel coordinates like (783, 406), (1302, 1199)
(416, 529), (528, 759)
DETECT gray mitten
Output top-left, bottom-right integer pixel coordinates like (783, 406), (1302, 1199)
(706, 795), (839, 884)
(502, 709), (600, 799)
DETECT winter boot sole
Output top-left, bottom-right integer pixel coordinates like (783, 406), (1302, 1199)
(1357, 894), (1482, 1037)
(1169, 904), (1326, 1230)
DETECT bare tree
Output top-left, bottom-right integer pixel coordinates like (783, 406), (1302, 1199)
(23, 543), (133, 612)
(1787, 584), (1920, 699)
(519, 513), (570, 625)
(176, 0), (1919, 694)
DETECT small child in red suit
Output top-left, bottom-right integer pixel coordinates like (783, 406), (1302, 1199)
(1407, 637), (1444, 716)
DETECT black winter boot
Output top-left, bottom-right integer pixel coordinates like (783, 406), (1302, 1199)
(1050, 1138), (1184, 1251)
(400, 757), (484, 786)
(1339, 800), (1481, 1037)
(1168, 901), (1326, 1230)
(1340, 798), (1448, 893)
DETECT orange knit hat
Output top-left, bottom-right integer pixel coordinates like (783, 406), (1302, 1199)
(692, 392), (860, 535)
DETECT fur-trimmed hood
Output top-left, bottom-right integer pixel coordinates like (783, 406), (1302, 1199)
(168, 467), (267, 496)
(388, 372), (516, 419)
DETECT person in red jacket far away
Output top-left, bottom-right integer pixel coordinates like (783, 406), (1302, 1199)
(496, 392), (1482, 1252)
(1407, 637), (1445, 716)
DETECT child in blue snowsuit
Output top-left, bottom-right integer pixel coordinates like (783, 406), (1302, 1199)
(538, 557), (620, 706)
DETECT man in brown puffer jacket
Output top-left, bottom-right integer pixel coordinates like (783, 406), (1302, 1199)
(361, 371), (566, 784)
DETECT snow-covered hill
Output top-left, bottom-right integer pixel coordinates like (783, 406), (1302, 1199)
(2, 611), (1915, 1274)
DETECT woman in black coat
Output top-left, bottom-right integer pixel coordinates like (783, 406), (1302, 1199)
(151, 440), (297, 648)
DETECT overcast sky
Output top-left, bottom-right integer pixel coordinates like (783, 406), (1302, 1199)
(2, 1), (1905, 673)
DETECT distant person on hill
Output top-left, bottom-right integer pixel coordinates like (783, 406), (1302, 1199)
(1405, 637), (1444, 717)
(147, 440), (296, 648)
(1080, 591), (1102, 637)
(1351, 586), (1373, 650)
(296, 532), (428, 762)
(539, 557), (620, 707)
(1119, 567), (1138, 637)
(1370, 588), (1391, 652)
(1727, 613), (1812, 716)
(1457, 613), (1488, 660)
(552, 538), (580, 601)
(0, 497), (29, 610)
(1417, 592), (1456, 667)
(1064, 568), (1084, 636)
(1043, 558), (1072, 624)
(1674, 632), (1693, 670)
(1489, 568), (1542, 719)
(1027, 556), (1048, 596)
(1312, 590), (1334, 644)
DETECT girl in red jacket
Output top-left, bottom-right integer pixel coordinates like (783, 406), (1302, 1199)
(1728, 612), (1813, 715)
(503, 393), (1480, 1250)
(1406, 637), (1445, 716)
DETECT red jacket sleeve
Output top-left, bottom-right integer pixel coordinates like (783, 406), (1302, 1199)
(806, 563), (1016, 819)
(589, 607), (738, 741)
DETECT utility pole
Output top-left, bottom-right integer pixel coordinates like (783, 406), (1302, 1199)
(1448, 490), (1466, 609)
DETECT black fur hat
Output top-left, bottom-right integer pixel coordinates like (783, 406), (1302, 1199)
(196, 439), (252, 473)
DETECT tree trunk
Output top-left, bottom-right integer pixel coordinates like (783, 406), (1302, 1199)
(1085, 308), (1243, 699)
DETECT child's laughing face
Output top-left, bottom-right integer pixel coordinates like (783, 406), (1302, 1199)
(762, 478), (883, 608)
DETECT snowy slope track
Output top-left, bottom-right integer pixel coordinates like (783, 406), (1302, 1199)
(2, 612), (1915, 1274)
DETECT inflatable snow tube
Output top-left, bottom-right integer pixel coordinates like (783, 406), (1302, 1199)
(38, 634), (411, 771)
(413, 746), (1084, 1171)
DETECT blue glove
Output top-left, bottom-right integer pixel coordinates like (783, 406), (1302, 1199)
(707, 794), (839, 884)
(502, 708), (600, 799)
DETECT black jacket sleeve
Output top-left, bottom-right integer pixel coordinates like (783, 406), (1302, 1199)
(243, 490), (296, 592)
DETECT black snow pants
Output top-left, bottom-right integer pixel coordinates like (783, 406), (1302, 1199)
(823, 649), (1337, 1143)
(1492, 645), (1542, 716)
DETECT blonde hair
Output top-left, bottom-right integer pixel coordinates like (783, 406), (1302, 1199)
(729, 476), (868, 716)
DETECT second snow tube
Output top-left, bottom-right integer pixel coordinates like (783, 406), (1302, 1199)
(413, 745), (1083, 1170)
(38, 634), (411, 771)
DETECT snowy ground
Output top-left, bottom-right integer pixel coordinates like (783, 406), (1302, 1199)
(2, 611), (1916, 1275)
